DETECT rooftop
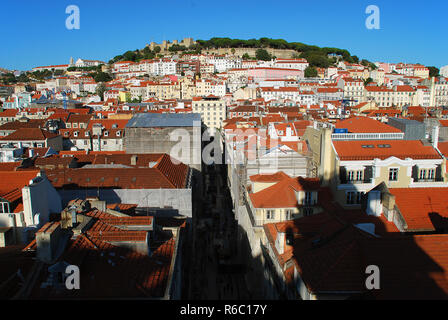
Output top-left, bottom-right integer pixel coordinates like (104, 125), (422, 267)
(126, 112), (201, 128)
(333, 140), (441, 161)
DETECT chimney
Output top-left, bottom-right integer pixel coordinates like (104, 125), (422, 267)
(131, 155), (138, 166)
(366, 190), (382, 217)
(36, 222), (62, 264)
(275, 231), (286, 255)
(432, 125), (439, 149)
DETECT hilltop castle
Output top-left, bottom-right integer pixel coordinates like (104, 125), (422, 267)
(147, 38), (196, 51)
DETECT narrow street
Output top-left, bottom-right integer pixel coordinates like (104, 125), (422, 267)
(187, 161), (250, 300)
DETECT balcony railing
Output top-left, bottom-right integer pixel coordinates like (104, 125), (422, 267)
(332, 132), (404, 140)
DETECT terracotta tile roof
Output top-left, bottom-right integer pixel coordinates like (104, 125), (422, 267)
(333, 140), (441, 160)
(335, 116), (402, 133)
(0, 119), (46, 131)
(34, 155), (75, 167)
(0, 170), (39, 197)
(438, 142), (448, 160)
(0, 109), (18, 117)
(389, 188), (448, 231)
(264, 215), (448, 298)
(249, 171), (290, 183)
(0, 128), (59, 141)
(45, 160), (189, 189)
(439, 120), (448, 127)
(83, 208), (153, 226)
(0, 162), (21, 171)
(30, 234), (175, 299)
(107, 203), (138, 215)
(66, 113), (93, 124)
(249, 175), (321, 208)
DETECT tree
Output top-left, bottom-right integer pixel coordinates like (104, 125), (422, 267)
(231, 48), (236, 55)
(364, 77), (374, 85)
(301, 51), (330, 68)
(153, 46), (161, 54)
(95, 83), (107, 101)
(255, 48), (271, 61)
(17, 73), (30, 83)
(428, 66), (440, 78)
(304, 66), (318, 78)
(242, 53), (250, 60)
(0, 73), (16, 84)
(93, 72), (112, 83)
(123, 51), (137, 62)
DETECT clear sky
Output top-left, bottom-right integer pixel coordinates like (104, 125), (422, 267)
(1, 0), (447, 71)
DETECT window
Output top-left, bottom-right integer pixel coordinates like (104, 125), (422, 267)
(428, 169), (435, 180)
(303, 207), (313, 216)
(285, 210), (293, 220)
(419, 169), (426, 180)
(348, 170), (363, 182)
(266, 210), (275, 220)
(419, 168), (435, 180)
(304, 192), (313, 205)
(389, 168), (398, 181)
(346, 192), (363, 205)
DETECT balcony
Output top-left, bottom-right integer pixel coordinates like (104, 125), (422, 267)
(332, 132), (404, 140)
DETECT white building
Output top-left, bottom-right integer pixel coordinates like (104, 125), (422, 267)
(74, 58), (106, 68)
(441, 65), (448, 78)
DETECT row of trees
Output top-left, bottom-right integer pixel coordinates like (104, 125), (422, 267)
(109, 46), (162, 64)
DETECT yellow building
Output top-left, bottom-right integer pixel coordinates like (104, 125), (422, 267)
(118, 91), (131, 103)
(192, 96), (226, 129)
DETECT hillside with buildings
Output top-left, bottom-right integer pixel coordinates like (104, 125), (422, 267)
(1, 29), (448, 302)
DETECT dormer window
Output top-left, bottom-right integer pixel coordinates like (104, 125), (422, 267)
(104, 131), (109, 137)
(116, 131), (121, 137)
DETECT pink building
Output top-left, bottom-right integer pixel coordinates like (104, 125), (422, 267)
(248, 67), (304, 82)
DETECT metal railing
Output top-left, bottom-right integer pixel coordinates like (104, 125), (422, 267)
(332, 132), (404, 140)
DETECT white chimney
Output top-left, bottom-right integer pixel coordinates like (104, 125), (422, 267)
(366, 191), (382, 217)
(432, 125), (439, 149)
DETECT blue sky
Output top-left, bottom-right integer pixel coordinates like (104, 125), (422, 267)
(1, 0), (447, 71)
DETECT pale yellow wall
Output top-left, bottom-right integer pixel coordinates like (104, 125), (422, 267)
(252, 182), (277, 193)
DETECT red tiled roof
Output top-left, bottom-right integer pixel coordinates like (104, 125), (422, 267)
(0, 119), (46, 131)
(335, 117), (402, 133)
(0, 128), (59, 141)
(333, 140), (441, 160)
(45, 157), (189, 189)
(0, 162), (21, 171)
(389, 188), (448, 231)
(0, 170), (39, 196)
(0, 109), (18, 117)
(265, 215), (448, 298)
(249, 171), (290, 183)
(249, 175), (320, 208)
